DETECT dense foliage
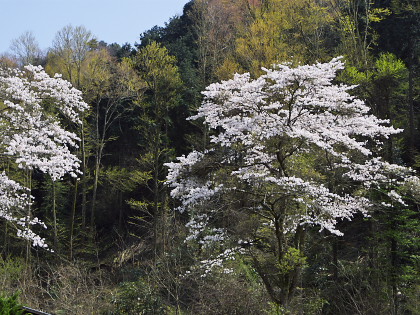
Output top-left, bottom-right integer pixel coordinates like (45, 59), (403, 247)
(0, 0), (419, 314)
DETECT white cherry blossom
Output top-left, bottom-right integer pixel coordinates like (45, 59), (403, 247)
(166, 57), (418, 275)
(0, 65), (87, 247)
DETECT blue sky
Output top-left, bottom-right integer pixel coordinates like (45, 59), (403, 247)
(0, 0), (191, 53)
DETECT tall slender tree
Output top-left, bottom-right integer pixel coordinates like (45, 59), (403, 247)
(129, 41), (182, 257)
(9, 31), (43, 67)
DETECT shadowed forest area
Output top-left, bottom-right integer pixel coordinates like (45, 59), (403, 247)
(0, 0), (419, 314)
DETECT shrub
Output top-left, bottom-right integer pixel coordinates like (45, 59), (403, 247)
(0, 292), (25, 315)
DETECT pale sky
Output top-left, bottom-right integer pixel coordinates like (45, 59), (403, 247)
(0, 0), (191, 53)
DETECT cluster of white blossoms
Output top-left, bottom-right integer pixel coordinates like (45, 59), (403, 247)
(167, 57), (419, 274)
(0, 65), (87, 247)
(0, 65), (87, 180)
(0, 172), (31, 222)
(191, 57), (400, 158)
(166, 150), (224, 213)
(182, 247), (245, 278)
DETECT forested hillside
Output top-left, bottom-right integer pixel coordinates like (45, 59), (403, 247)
(0, 0), (419, 314)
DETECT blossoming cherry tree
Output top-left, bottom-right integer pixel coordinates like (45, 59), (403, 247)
(166, 58), (418, 306)
(0, 65), (87, 248)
